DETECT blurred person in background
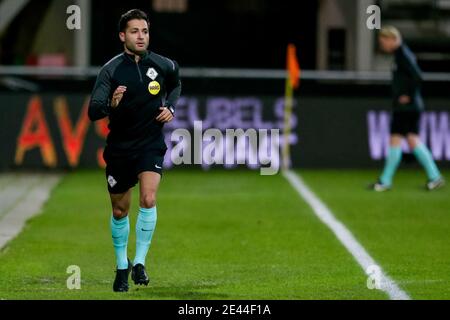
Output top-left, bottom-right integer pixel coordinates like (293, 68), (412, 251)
(371, 26), (445, 192)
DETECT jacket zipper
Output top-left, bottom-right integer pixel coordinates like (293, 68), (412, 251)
(135, 62), (143, 83)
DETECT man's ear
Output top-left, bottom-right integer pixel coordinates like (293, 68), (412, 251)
(119, 32), (125, 42)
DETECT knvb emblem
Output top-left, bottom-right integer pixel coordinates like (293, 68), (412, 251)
(107, 175), (117, 187)
(146, 68), (158, 80)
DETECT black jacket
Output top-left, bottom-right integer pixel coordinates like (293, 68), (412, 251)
(392, 44), (424, 112)
(88, 51), (181, 156)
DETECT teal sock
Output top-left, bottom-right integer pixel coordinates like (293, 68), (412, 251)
(413, 143), (441, 181)
(134, 207), (157, 266)
(110, 215), (129, 270)
(380, 146), (402, 186)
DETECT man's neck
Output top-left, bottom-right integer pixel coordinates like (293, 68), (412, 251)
(124, 47), (146, 63)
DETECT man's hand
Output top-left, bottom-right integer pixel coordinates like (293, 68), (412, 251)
(155, 107), (174, 123)
(111, 86), (127, 108)
(398, 95), (411, 105)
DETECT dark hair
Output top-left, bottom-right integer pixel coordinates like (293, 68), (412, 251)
(118, 9), (149, 32)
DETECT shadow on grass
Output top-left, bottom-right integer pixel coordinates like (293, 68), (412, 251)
(130, 283), (232, 300)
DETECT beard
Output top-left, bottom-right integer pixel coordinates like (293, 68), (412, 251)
(125, 42), (148, 55)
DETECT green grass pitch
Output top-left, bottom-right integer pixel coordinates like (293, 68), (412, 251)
(0, 169), (449, 299)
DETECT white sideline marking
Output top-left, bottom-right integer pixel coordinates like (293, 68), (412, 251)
(0, 173), (62, 249)
(0, 175), (43, 220)
(282, 170), (410, 300)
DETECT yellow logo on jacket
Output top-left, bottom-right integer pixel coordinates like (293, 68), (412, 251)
(148, 81), (160, 95)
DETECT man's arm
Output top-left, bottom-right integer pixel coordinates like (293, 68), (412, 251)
(165, 59), (181, 111)
(155, 59), (181, 123)
(402, 47), (423, 83)
(396, 46), (423, 105)
(88, 68), (113, 121)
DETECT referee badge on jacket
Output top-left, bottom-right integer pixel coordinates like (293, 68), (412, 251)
(146, 67), (158, 80)
(148, 81), (160, 95)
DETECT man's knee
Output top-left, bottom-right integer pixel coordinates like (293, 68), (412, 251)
(140, 193), (156, 209)
(112, 206), (129, 219)
(390, 134), (403, 146)
(407, 134), (420, 149)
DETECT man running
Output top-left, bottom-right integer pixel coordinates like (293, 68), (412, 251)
(88, 9), (181, 292)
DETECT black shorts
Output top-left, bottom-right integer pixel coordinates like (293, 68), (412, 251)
(103, 148), (165, 194)
(390, 111), (421, 135)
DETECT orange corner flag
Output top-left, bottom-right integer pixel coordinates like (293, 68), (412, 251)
(286, 44), (300, 89)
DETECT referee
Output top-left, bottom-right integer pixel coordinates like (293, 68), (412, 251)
(372, 26), (444, 192)
(88, 9), (181, 292)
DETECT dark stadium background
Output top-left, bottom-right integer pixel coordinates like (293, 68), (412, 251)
(1, 0), (449, 170)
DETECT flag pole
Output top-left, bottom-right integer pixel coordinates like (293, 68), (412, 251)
(282, 44), (300, 171)
(282, 75), (294, 171)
